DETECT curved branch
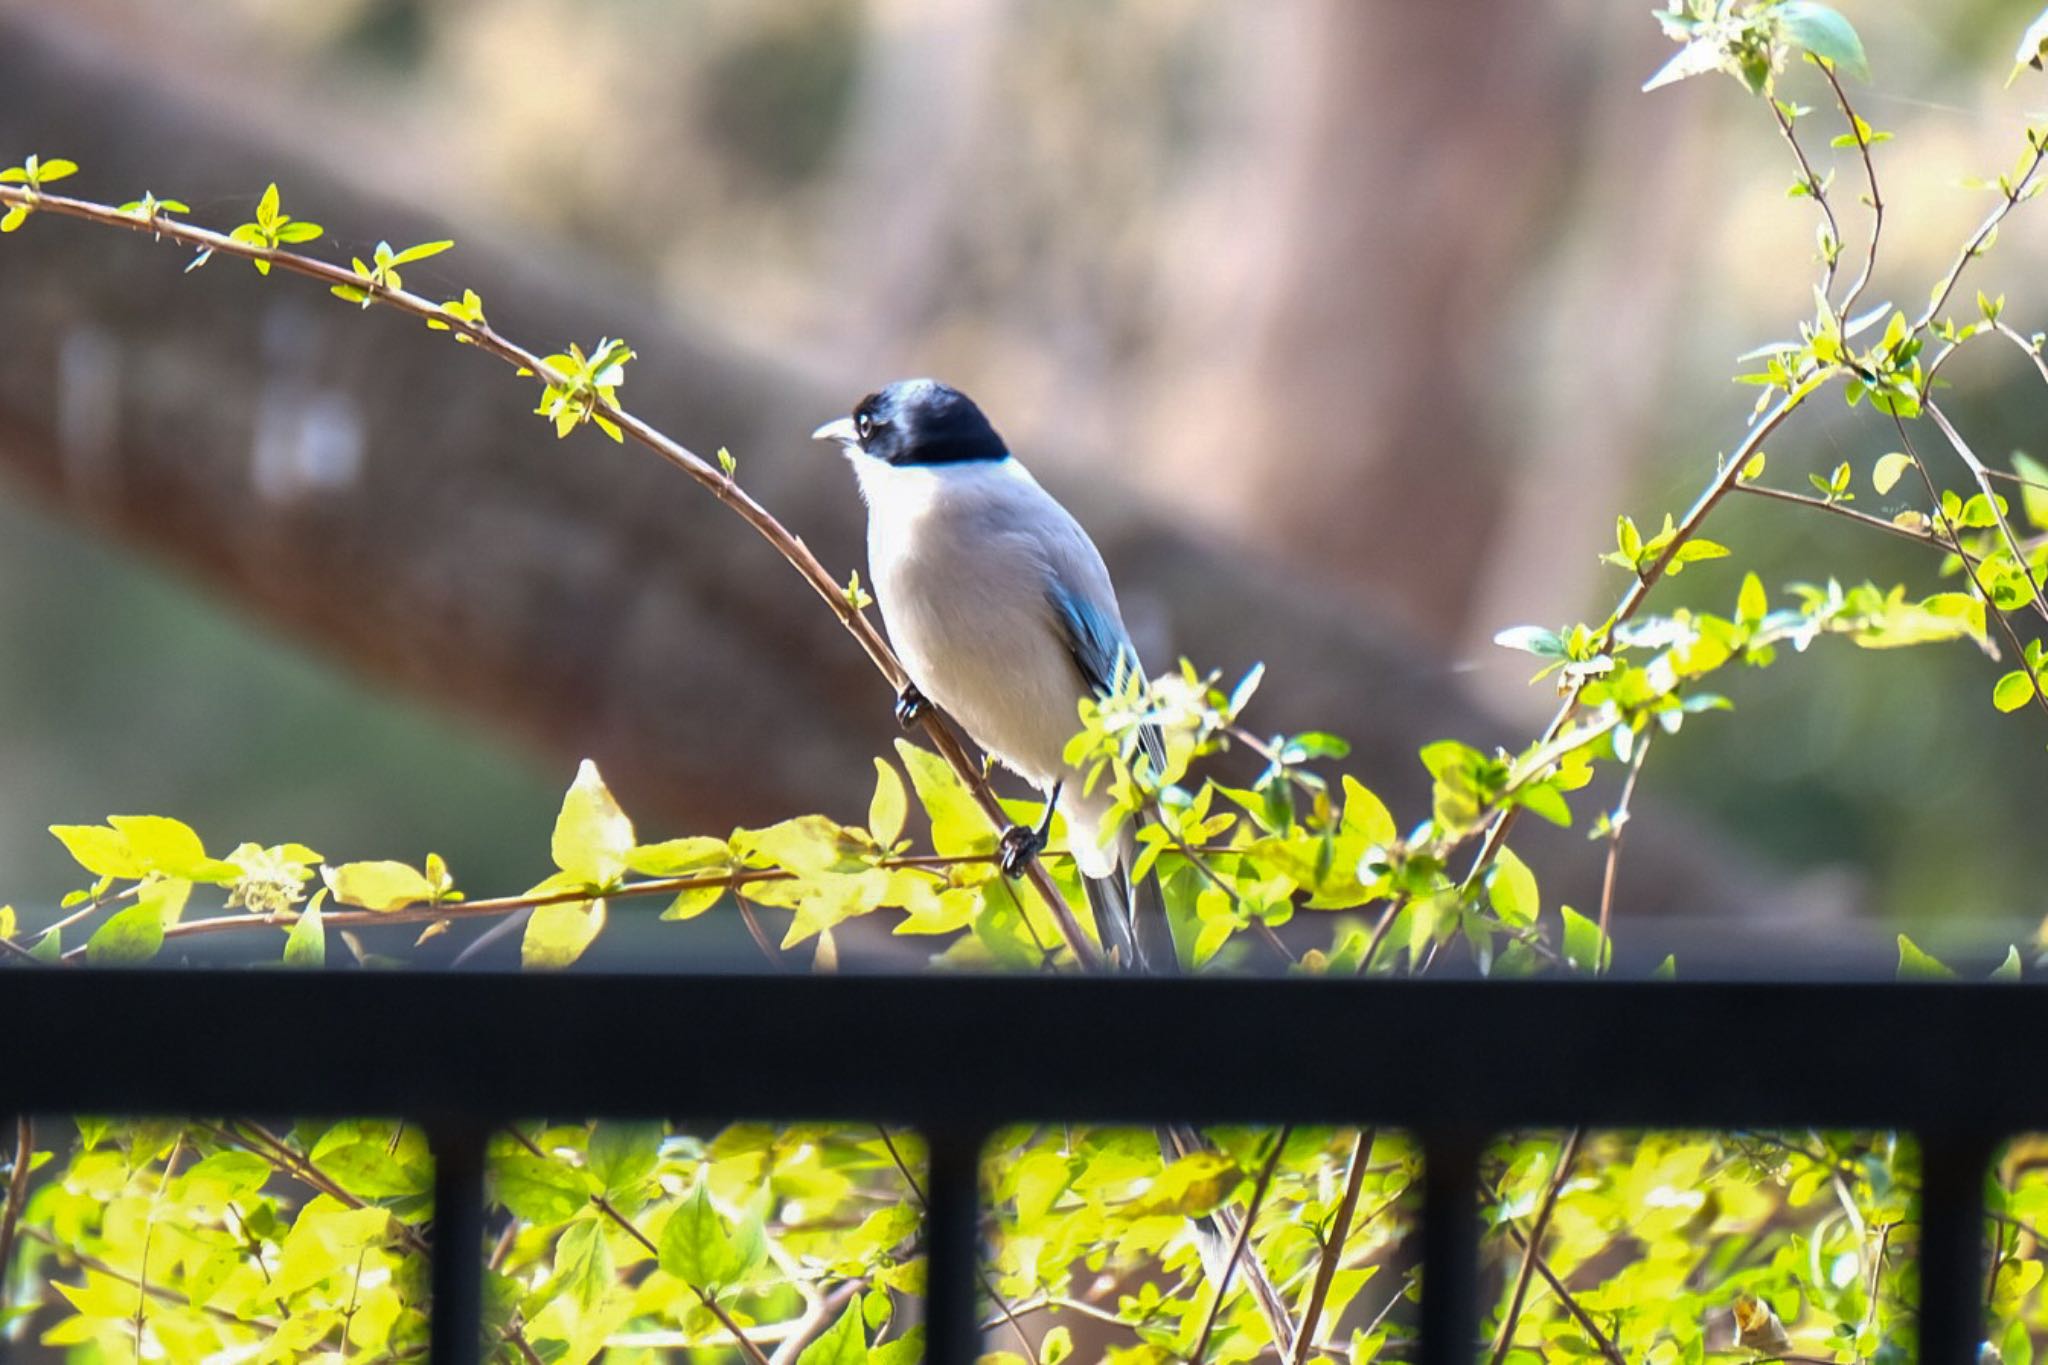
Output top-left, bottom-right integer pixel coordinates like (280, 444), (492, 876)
(0, 180), (1100, 971)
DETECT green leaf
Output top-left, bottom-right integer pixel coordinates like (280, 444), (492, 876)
(872, 1327), (923, 1365)
(522, 899), (605, 970)
(321, 860), (439, 912)
(586, 1121), (664, 1197)
(1493, 625), (1564, 658)
(1992, 944), (2023, 982)
(1871, 452), (1913, 496)
(1779, 2), (1870, 81)
(795, 1301), (869, 1365)
(1560, 906), (1611, 974)
(86, 899), (167, 964)
(1487, 848), (1539, 927)
(658, 1181), (767, 1294)
(552, 759), (635, 885)
(893, 740), (992, 857)
(1040, 1326), (1074, 1365)
(627, 836), (728, 876)
(1993, 669), (2037, 712)
(553, 1217), (613, 1311)
(492, 1151), (590, 1226)
(868, 757), (908, 848)
(283, 897), (325, 968)
(1895, 933), (1956, 980)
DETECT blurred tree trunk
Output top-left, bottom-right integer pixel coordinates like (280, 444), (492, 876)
(1153, 1), (1593, 645)
(0, 11), (1811, 928)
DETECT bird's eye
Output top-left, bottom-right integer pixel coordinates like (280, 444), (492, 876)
(855, 413), (875, 440)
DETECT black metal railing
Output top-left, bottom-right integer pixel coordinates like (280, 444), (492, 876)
(4, 972), (2037, 1362)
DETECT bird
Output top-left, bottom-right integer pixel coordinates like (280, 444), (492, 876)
(813, 378), (1162, 969)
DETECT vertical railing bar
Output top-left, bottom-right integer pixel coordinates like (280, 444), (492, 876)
(430, 1120), (486, 1365)
(1419, 1130), (1480, 1365)
(922, 1123), (987, 1364)
(1917, 1131), (1991, 1364)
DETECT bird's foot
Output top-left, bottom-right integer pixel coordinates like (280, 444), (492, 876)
(894, 683), (929, 728)
(997, 823), (1046, 878)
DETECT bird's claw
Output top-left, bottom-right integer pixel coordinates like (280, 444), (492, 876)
(894, 683), (929, 728)
(997, 823), (1045, 878)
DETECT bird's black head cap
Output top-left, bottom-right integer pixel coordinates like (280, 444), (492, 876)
(851, 379), (1009, 466)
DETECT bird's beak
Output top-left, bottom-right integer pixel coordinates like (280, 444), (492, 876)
(811, 417), (860, 448)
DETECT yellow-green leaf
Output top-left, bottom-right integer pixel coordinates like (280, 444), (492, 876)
(893, 741), (992, 857)
(1130, 1151), (1243, 1218)
(522, 899), (605, 969)
(50, 823), (145, 879)
(627, 836), (729, 877)
(321, 860), (438, 912)
(107, 814), (238, 882)
(868, 758), (908, 847)
(1872, 452), (1913, 495)
(284, 896), (325, 968)
(1994, 669), (2038, 712)
(1896, 933), (1956, 979)
(662, 884), (725, 921)
(552, 759), (635, 885)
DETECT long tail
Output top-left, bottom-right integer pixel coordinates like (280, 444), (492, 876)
(1082, 872), (1143, 971)
(1081, 827), (1169, 973)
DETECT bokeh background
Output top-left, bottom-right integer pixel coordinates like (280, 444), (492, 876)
(0, 0), (2044, 973)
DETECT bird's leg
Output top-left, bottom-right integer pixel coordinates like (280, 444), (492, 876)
(894, 682), (929, 728)
(999, 781), (1061, 878)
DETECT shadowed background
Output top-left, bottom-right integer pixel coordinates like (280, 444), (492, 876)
(0, 0), (2043, 970)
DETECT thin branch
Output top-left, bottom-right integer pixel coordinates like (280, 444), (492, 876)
(1923, 400), (2048, 623)
(1289, 1128), (1375, 1364)
(1771, 98), (1844, 306)
(14, 1225), (282, 1333)
(1487, 1127), (1583, 1365)
(1491, 1202), (1627, 1365)
(0, 180), (1098, 970)
(1820, 63), (1884, 321)
(1188, 1125), (1291, 1365)
(1892, 415), (2048, 721)
(203, 1121), (432, 1257)
(1456, 386), (1812, 897)
(1913, 135), (2048, 334)
(1594, 731), (1652, 975)
(1992, 318), (2048, 386)
(1733, 481), (1949, 549)
(734, 892), (787, 972)
(0, 1117), (31, 1323)
(67, 854), (999, 962)
(134, 1134), (184, 1356)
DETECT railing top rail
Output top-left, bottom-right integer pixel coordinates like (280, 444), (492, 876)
(3, 971), (2038, 1133)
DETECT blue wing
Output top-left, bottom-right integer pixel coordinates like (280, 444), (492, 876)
(1048, 582), (1165, 778)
